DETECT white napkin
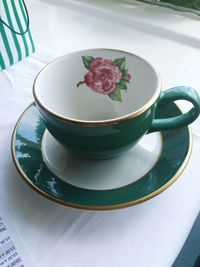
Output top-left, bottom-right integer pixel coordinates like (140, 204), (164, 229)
(0, 46), (200, 267)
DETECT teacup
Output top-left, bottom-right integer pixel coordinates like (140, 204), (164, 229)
(33, 49), (200, 159)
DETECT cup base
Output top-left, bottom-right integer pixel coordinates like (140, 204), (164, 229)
(41, 130), (162, 190)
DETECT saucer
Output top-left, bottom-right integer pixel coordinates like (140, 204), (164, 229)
(11, 102), (192, 210)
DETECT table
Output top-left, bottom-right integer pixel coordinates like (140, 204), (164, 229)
(1, 1), (200, 266)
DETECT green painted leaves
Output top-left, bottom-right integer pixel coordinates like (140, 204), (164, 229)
(109, 57), (131, 102)
(114, 57), (126, 70)
(78, 56), (132, 102)
(117, 79), (127, 90)
(109, 87), (122, 102)
(82, 56), (94, 69)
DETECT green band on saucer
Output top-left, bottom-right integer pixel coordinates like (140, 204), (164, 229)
(11, 102), (192, 210)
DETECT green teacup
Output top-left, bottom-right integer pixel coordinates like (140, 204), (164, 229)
(33, 49), (200, 159)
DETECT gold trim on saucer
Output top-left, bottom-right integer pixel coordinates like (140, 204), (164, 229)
(11, 103), (192, 211)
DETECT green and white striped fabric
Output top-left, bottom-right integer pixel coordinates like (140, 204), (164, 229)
(0, 0), (35, 70)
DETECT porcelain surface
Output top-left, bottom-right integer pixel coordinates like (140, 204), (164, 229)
(34, 49), (160, 120)
(42, 129), (162, 190)
(32, 50), (199, 159)
(11, 102), (192, 210)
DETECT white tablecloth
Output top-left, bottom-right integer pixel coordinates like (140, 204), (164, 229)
(0, 45), (200, 267)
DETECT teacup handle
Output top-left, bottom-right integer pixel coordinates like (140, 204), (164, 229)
(149, 86), (200, 133)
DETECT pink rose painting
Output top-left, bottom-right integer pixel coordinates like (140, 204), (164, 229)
(77, 56), (131, 102)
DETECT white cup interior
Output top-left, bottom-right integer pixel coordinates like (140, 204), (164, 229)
(34, 49), (161, 122)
